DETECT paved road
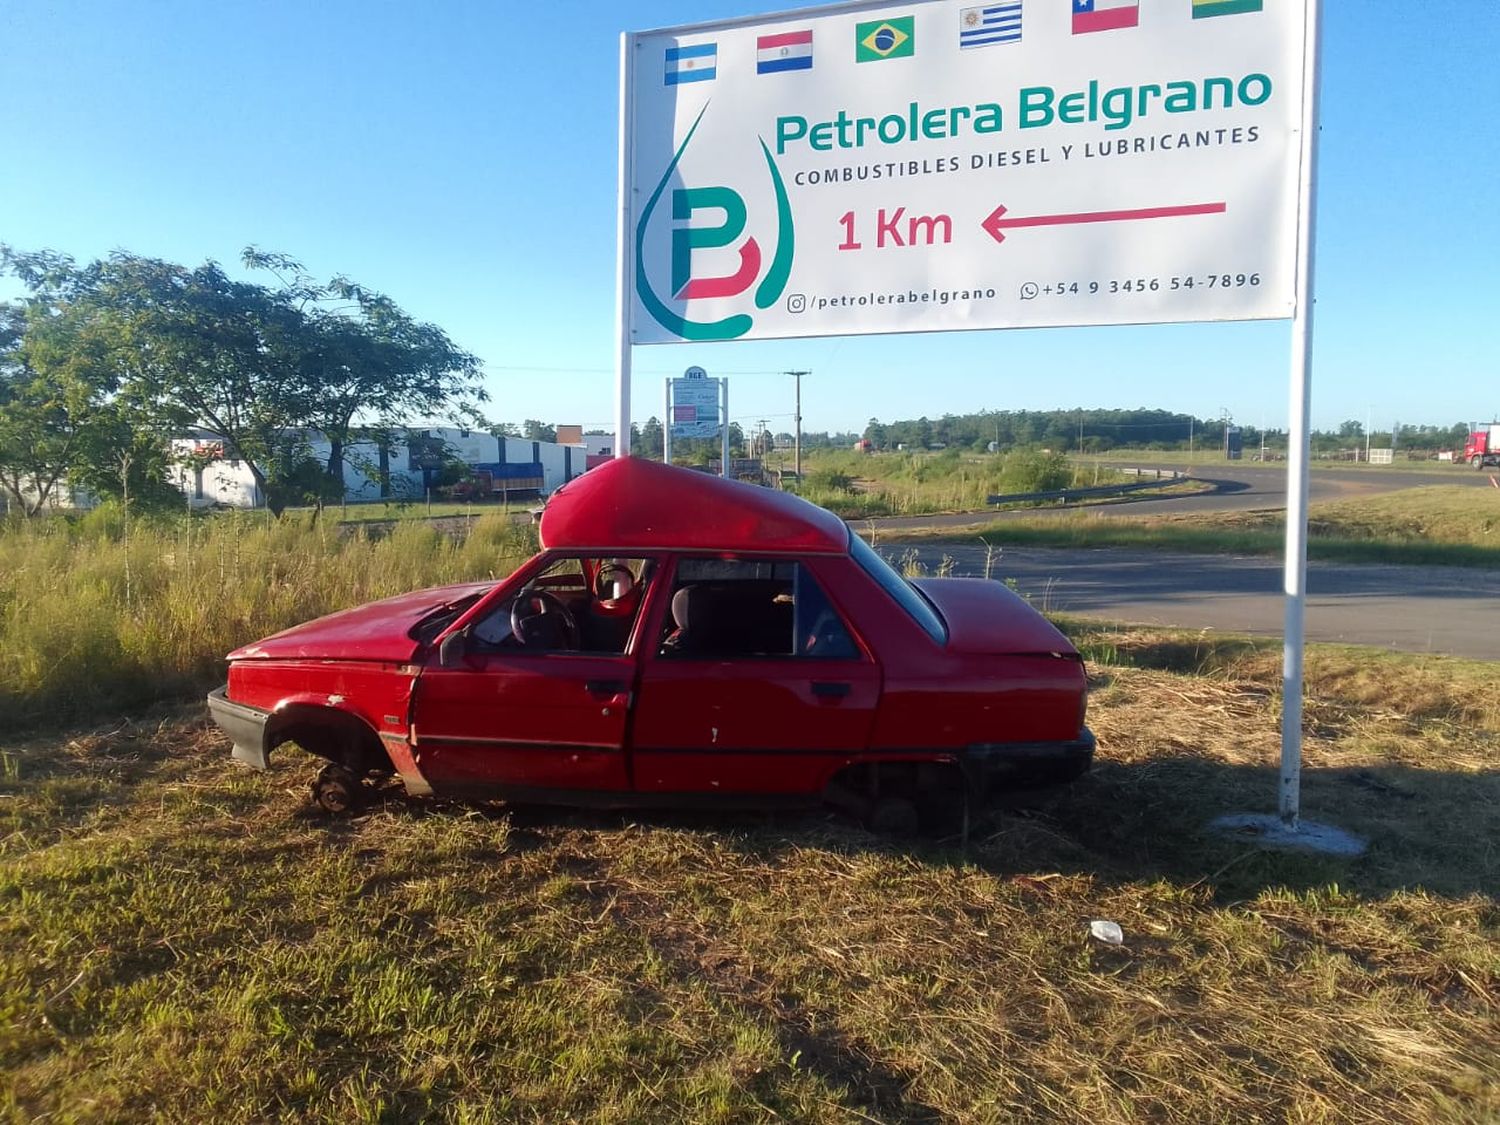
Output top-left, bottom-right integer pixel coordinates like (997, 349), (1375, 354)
(890, 544), (1500, 660)
(867, 463), (1498, 532)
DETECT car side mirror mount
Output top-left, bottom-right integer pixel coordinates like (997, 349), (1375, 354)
(438, 628), (469, 668)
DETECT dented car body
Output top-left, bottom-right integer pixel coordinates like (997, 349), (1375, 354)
(209, 458), (1093, 824)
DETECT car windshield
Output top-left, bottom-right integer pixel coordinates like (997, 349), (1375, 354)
(848, 532), (948, 644)
(408, 593), (486, 646)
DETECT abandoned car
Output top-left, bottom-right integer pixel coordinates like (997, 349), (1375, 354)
(208, 457), (1093, 830)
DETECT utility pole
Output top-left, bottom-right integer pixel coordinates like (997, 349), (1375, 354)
(785, 370), (809, 478)
(1364, 405), (1371, 465)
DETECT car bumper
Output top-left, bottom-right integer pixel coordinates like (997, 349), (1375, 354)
(961, 727), (1096, 791)
(207, 686), (272, 770)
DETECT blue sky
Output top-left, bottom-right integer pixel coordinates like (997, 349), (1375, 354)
(1, 1), (1495, 436)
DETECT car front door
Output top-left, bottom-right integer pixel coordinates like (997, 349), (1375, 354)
(630, 557), (880, 797)
(410, 556), (655, 797)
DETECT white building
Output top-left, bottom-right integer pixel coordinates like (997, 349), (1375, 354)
(173, 427), (592, 509)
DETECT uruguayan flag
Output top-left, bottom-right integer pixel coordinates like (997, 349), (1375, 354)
(665, 42), (716, 85)
(960, 3), (1022, 48)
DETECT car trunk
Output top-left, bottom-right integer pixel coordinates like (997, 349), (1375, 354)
(911, 577), (1078, 656)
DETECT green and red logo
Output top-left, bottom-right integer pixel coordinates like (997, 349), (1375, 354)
(635, 105), (795, 341)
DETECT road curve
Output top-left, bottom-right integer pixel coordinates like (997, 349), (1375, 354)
(865, 463), (1499, 533)
(889, 544), (1500, 661)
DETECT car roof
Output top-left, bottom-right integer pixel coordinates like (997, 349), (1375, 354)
(539, 457), (850, 555)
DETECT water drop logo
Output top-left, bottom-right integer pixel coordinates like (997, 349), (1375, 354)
(635, 105), (795, 341)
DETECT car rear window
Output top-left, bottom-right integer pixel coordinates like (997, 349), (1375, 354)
(849, 533), (948, 645)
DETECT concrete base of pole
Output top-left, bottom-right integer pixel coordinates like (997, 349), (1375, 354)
(1208, 813), (1367, 857)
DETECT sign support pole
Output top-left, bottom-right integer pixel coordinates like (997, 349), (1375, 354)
(663, 378), (672, 465)
(613, 32), (635, 460)
(1278, 0), (1324, 829)
(721, 379), (731, 478)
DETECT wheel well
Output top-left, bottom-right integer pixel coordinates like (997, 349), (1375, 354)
(266, 707), (392, 777)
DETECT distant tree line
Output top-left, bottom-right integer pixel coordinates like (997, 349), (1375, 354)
(0, 246), (486, 516)
(859, 410), (1476, 456)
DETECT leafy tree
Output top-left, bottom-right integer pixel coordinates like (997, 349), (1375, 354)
(638, 416), (664, 460)
(522, 419), (557, 442)
(242, 250), (485, 488)
(0, 262), (178, 515)
(4, 248), (309, 513)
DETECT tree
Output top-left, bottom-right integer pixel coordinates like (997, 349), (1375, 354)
(638, 416), (664, 460)
(0, 261), (177, 515)
(3, 245), (486, 517)
(522, 419), (557, 442)
(4, 248), (310, 513)
(243, 250), (485, 489)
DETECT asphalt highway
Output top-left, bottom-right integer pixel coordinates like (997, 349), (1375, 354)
(894, 544), (1500, 660)
(870, 464), (1500, 659)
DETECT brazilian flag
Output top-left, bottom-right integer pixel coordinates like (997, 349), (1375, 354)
(1192, 0), (1263, 17)
(856, 16), (914, 62)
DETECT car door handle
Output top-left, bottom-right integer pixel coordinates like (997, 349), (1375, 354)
(811, 681), (851, 699)
(586, 679), (629, 698)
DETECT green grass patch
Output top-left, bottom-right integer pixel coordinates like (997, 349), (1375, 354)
(1, 638), (1495, 1121)
(787, 449), (1127, 518)
(894, 485), (1500, 568)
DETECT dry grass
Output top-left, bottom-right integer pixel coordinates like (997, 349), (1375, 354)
(2, 635), (1496, 1123)
(0, 508), (536, 729)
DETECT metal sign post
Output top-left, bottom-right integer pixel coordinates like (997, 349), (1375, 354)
(613, 32), (636, 461)
(1278, 0), (1323, 829)
(663, 377), (673, 464)
(721, 378), (731, 478)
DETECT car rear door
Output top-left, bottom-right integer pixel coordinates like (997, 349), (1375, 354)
(629, 557), (880, 797)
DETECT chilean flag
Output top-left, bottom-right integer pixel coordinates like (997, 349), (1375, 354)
(1072, 0), (1138, 34)
(757, 30), (813, 74)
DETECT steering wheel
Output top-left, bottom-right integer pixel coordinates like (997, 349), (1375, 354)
(593, 562), (636, 604)
(509, 588), (580, 649)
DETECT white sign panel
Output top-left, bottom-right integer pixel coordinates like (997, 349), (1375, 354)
(627, 0), (1305, 343)
(670, 375), (723, 438)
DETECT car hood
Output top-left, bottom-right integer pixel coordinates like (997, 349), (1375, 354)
(226, 581), (495, 663)
(910, 578), (1077, 656)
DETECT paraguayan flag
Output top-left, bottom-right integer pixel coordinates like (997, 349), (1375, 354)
(757, 30), (814, 74)
(960, 3), (1022, 48)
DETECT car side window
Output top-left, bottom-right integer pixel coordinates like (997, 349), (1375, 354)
(470, 556), (654, 655)
(659, 559), (856, 659)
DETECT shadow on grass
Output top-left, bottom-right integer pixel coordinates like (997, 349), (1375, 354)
(312, 754), (1500, 903)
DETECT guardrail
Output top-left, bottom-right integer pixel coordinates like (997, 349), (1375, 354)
(987, 468), (1185, 507)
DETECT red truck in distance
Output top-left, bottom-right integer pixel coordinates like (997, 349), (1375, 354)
(1464, 424), (1500, 469)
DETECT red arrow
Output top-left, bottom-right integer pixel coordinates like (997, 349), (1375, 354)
(981, 201), (1226, 244)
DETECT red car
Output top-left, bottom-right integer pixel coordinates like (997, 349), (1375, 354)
(208, 458), (1093, 831)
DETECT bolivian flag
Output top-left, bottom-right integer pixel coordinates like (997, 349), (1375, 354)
(1193, 0), (1264, 17)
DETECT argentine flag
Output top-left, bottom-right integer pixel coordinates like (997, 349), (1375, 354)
(665, 43), (716, 85)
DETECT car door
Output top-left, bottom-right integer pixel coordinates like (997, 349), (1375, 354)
(410, 556), (654, 796)
(630, 557), (880, 796)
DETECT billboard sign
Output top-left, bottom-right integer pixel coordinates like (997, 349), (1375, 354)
(670, 371), (723, 438)
(627, 0), (1306, 343)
